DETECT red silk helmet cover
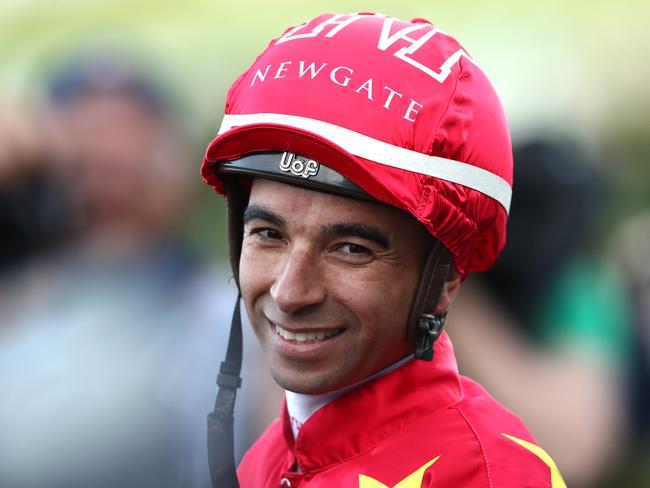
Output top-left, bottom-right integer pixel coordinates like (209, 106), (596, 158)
(202, 13), (513, 275)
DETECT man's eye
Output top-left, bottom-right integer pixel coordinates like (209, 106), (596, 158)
(331, 242), (374, 264)
(334, 242), (373, 258)
(249, 227), (283, 241)
(340, 243), (369, 254)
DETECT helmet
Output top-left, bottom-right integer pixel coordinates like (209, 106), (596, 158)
(202, 12), (512, 277)
(204, 13), (512, 487)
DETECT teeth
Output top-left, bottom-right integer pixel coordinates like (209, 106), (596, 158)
(275, 325), (342, 342)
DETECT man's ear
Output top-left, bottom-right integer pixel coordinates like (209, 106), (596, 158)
(435, 270), (462, 313)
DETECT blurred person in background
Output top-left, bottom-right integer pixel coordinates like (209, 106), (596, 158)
(607, 211), (650, 487)
(0, 50), (274, 488)
(447, 138), (632, 488)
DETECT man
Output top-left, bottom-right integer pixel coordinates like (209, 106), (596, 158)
(203, 13), (566, 487)
(0, 52), (218, 488)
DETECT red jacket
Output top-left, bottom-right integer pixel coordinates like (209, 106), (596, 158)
(238, 333), (566, 487)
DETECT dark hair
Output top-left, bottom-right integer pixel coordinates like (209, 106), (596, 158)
(45, 51), (168, 113)
(482, 138), (606, 326)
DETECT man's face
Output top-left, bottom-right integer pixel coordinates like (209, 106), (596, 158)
(239, 178), (432, 394)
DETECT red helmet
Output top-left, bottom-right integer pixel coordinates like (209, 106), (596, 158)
(202, 12), (512, 277)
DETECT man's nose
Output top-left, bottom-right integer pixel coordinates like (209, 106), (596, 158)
(270, 249), (326, 314)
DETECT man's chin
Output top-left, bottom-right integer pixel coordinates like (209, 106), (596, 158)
(270, 368), (348, 395)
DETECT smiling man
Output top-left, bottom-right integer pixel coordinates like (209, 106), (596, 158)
(202, 12), (566, 488)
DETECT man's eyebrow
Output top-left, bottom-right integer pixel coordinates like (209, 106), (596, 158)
(322, 223), (390, 249)
(243, 205), (285, 227)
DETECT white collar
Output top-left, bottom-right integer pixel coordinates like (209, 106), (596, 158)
(285, 355), (413, 438)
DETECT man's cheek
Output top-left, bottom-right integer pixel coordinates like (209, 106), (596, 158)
(239, 248), (262, 291)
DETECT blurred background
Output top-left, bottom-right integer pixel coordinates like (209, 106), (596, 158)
(0, 1), (648, 487)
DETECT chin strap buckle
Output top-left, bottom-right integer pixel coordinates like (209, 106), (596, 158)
(414, 312), (447, 361)
(216, 361), (243, 389)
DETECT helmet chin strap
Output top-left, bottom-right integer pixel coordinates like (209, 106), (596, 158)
(408, 241), (453, 361)
(207, 183), (246, 488)
(207, 295), (243, 488)
(208, 181), (248, 488)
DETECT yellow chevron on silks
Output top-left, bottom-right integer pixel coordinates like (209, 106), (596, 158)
(358, 456), (440, 488)
(502, 434), (567, 488)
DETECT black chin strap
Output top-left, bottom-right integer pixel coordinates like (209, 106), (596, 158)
(207, 295), (243, 488)
(409, 241), (453, 361)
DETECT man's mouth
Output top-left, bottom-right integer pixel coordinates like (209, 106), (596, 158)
(274, 324), (345, 343)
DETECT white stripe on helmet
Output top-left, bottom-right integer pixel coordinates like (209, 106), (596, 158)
(218, 113), (512, 213)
